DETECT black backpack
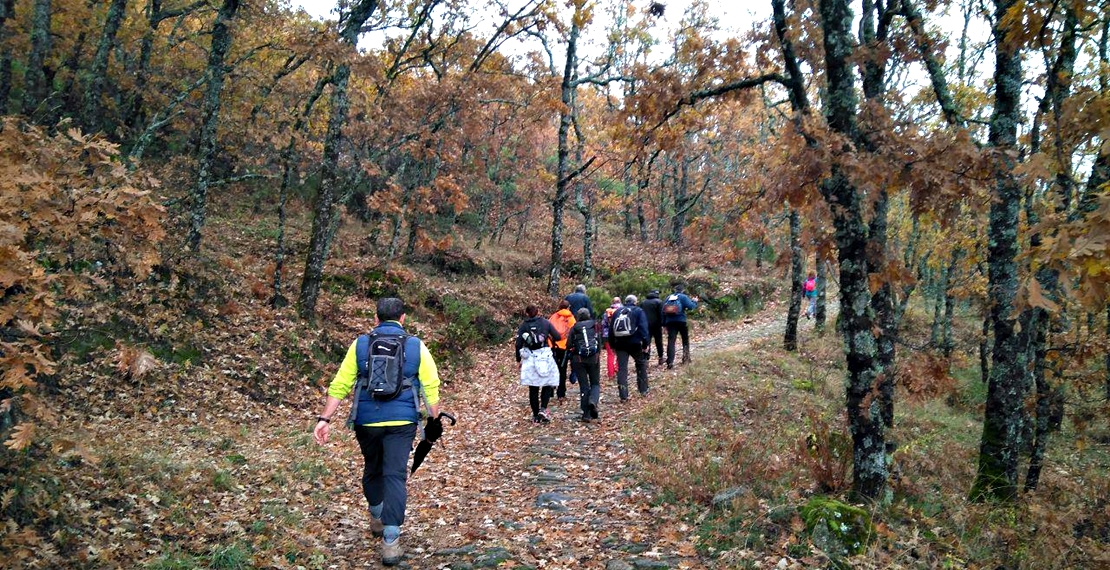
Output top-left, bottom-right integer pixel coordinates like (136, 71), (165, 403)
(574, 321), (599, 357)
(356, 332), (410, 401)
(611, 307), (636, 338)
(519, 322), (547, 350)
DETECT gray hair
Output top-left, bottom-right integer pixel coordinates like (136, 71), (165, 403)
(576, 308), (591, 321)
(624, 294), (638, 305)
(575, 284), (587, 293)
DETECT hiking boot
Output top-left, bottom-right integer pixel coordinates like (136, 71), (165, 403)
(590, 404), (599, 419)
(681, 353), (691, 365)
(381, 539), (403, 566)
(369, 517), (384, 538)
(579, 414), (591, 422)
(538, 410), (551, 423)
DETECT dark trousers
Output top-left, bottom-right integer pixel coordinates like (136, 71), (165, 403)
(615, 345), (649, 399)
(354, 423), (417, 527)
(570, 357), (601, 416)
(666, 321), (690, 367)
(649, 324), (664, 361)
(552, 347), (570, 398)
(529, 385), (553, 416)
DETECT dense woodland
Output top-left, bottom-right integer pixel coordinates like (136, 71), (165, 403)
(1, 0), (1109, 567)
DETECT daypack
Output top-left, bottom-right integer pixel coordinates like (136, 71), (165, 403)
(519, 323), (547, 350)
(574, 322), (599, 357)
(611, 307), (636, 337)
(663, 294), (681, 315)
(356, 332), (410, 401)
(549, 312), (573, 349)
(805, 279), (816, 293)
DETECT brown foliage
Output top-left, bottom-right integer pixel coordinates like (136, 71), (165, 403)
(0, 119), (164, 452)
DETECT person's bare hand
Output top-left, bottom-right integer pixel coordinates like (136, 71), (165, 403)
(313, 420), (330, 445)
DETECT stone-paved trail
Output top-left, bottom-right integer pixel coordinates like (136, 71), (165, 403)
(323, 302), (833, 569)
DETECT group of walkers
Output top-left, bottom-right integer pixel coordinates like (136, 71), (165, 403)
(514, 283), (699, 424)
(307, 286), (701, 565)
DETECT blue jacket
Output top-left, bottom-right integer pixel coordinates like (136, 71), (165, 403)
(661, 292), (698, 324)
(564, 291), (594, 319)
(609, 303), (650, 349)
(353, 322), (424, 425)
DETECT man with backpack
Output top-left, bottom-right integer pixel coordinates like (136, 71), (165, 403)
(639, 290), (665, 366)
(608, 294), (651, 400)
(313, 297), (443, 566)
(662, 284), (699, 369)
(564, 284), (594, 319)
(566, 307), (601, 421)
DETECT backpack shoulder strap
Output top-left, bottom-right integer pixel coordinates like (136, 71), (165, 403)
(348, 333), (373, 429)
(355, 334), (372, 376)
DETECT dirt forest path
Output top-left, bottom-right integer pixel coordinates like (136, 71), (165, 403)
(320, 301), (834, 569)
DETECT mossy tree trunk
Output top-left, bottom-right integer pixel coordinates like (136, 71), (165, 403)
(0, 0), (14, 113)
(298, 0), (380, 319)
(547, 12), (579, 297)
(784, 208), (803, 351)
(81, 0), (127, 133)
(820, 0), (887, 502)
(186, 0), (240, 251)
(970, 0), (1030, 503)
(22, 0), (52, 117)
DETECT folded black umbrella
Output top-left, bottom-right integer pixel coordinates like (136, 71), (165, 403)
(411, 412), (456, 473)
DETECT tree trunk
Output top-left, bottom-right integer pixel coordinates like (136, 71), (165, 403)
(125, 0), (160, 133)
(815, 254), (828, 329)
(819, 0), (887, 502)
(869, 190), (896, 432)
(980, 309), (991, 382)
(931, 265), (947, 348)
(784, 208), (803, 351)
(186, 0), (240, 251)
(82, 0), (127, 133)
(59, 0), (94, 117)
(1025, 5), (1079, 491)
(23, 0), (52, 117)
(547, 12), (579, 297)
(272, 75), (329, 307)
(622, 163), (633, 238)
(0, 0), (14, 113)
(298, 0), (380, 319)
(971, 0), (1029, 502)
(672, 158), (688, 245)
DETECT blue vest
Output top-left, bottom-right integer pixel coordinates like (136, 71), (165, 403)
(352, 322), (423, 425)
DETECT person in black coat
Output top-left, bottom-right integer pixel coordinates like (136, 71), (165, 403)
(608, 295), (651, 401)
(639, 290), (664, 366)
(566, 308), (602, 422)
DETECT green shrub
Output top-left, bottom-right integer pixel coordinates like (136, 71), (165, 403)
(586, 286), (612, 315)
(606, 268), (673, 300)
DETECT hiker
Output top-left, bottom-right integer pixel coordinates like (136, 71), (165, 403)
(600, 297), (622, 381)
(564, 283), (595, 319)
(515, 305), (562, 423)
(548, 300), (576, 402)
(566, 307), (602, 421)
(639, 290), (665, 366)
(312, 297), (443, 566)
(804, 271), (817, 320)
(609, 295), (651, 400)
(662, 284), (699, 369)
